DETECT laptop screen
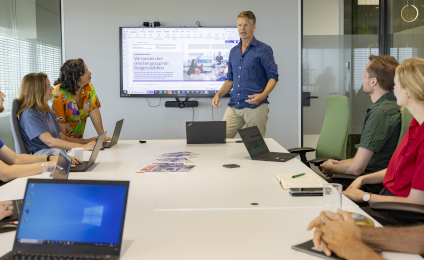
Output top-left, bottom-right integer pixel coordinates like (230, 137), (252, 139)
(16, 182), (127, 248)
(238, 127), (270, 158)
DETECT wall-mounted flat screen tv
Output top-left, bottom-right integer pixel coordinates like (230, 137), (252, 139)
(120, 27), (239, 98)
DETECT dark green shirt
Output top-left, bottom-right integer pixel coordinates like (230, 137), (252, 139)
(357, 92), (401, 175)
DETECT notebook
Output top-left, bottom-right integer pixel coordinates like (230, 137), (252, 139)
(292, 240), (344, 260)
(1, 179), (129, 260)
(276, 174), (323, 189)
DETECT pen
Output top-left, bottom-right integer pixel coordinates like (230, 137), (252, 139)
(292, 173), (305, 178)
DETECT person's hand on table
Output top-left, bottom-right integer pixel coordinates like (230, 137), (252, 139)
(70, 156), (82, 167)
(0, 201), (13, 221)
(104, 136), (112, 142)
(343, 188), (366, 203)
(212, 94), (222, 108)
(83, 141), (96, 151)
(245, 93), (266, 105)
(307, 209), (363, 258)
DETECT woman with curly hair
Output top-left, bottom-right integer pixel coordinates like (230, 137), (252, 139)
(16, 73), (95, 156)
(52, 59), (110, 141)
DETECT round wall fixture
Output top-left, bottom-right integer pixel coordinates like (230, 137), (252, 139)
(401, 5), (419, 22)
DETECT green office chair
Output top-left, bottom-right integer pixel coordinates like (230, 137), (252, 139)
(398, 107), (413, 146)
(289, 96), (350, 167)
(331, 107), (413, 184)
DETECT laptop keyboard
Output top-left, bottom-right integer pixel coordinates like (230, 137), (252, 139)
(256, 153), (286, 161)
(70, 161), (88, 172)
(2, 252), (108, 260)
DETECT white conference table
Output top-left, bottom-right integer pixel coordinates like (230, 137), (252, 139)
(0, 139), (421, 260)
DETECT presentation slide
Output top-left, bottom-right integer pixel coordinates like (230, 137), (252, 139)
(120, 27), (239, 97)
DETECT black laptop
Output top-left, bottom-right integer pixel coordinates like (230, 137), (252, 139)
(186, 121), (226, 144)
(6, 150), (73, 222)
(0, 179), (129, 260)
(103, 119), (124, 148)
(70, 132), (106, 172)
(238, 126), (298, 162)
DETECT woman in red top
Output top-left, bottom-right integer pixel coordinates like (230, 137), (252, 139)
(344, 58), (424, 223)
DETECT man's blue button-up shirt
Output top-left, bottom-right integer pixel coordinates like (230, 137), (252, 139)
(227, 37), (278, 109)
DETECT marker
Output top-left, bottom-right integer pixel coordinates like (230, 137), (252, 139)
(292, 173), (305, 178)
(10, 221), (18, 225)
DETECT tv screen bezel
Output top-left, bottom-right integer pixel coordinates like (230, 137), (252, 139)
(119, 26), (236, 98)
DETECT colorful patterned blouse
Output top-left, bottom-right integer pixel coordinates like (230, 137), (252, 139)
(51, 83), (101, 138)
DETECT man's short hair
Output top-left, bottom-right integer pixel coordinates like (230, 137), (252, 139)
(367, 55), (399, 92)
(237, 11), (256, 25)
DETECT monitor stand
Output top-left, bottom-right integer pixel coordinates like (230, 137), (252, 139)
(165, 98), (199, 108)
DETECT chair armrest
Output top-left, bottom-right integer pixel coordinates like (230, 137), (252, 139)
(369, 202), (424, 220)
(307, 157), (341, 167)
(331, 174), (358, 180)
(287, 147), (315, 153)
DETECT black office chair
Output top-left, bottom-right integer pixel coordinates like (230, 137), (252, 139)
(10, 99), (28, 154)
(370, 202), (424, 221)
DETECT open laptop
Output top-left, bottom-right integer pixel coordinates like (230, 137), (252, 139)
(238, 126), (299, 162)
(7, 150), (73, 221)
(70, 132), (106, 172)
(186, 121), (226, 144)
(1, 179), (129, 260)
(103, 119), (124, 148)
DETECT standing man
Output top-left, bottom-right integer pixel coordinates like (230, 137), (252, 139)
(212, 11), (279, 138)
(215, 52), (224, 73)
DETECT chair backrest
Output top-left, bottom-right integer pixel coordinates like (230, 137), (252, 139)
(398, 107), (414, 146)
(316, 96), (350, 160)
(10, 99), (28, 154)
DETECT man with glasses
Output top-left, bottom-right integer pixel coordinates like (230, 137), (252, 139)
(212, 11), (279, 138)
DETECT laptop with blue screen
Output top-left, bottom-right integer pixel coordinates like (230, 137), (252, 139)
(1, 179), (129, 260)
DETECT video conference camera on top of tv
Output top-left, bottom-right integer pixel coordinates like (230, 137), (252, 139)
(165, 98), (198, 108)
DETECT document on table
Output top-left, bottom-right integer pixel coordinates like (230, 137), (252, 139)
(276, 174), (323, 189)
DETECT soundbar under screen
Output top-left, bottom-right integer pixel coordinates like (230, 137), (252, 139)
(120, 27), (239, 97)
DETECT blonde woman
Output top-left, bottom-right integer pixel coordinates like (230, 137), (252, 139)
(343, 57), (424, 225)
(17, 73), (96, 156)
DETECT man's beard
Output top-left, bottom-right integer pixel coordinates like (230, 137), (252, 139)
(0, 106), (4, 113)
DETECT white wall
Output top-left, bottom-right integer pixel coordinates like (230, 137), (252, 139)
(62, 0), (300, 148)
(303, 0), (341, 36)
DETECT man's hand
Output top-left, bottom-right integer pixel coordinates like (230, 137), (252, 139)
(306, 210), (344, 253)
(343, 188), (366, 202)
(0, 201), (13, 221)
(321, 160), (335, 176)
(245, 93), (266, 105)
(104, 136), (112, 142)
(314, 209), (363, 258)
(212, 94), (222, 108)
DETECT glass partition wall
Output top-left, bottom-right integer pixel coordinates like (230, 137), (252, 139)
(0, 0), (61, 151)
(302, 0), (379, 165)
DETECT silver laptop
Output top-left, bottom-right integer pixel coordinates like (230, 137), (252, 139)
(104, 119), (124, 148)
